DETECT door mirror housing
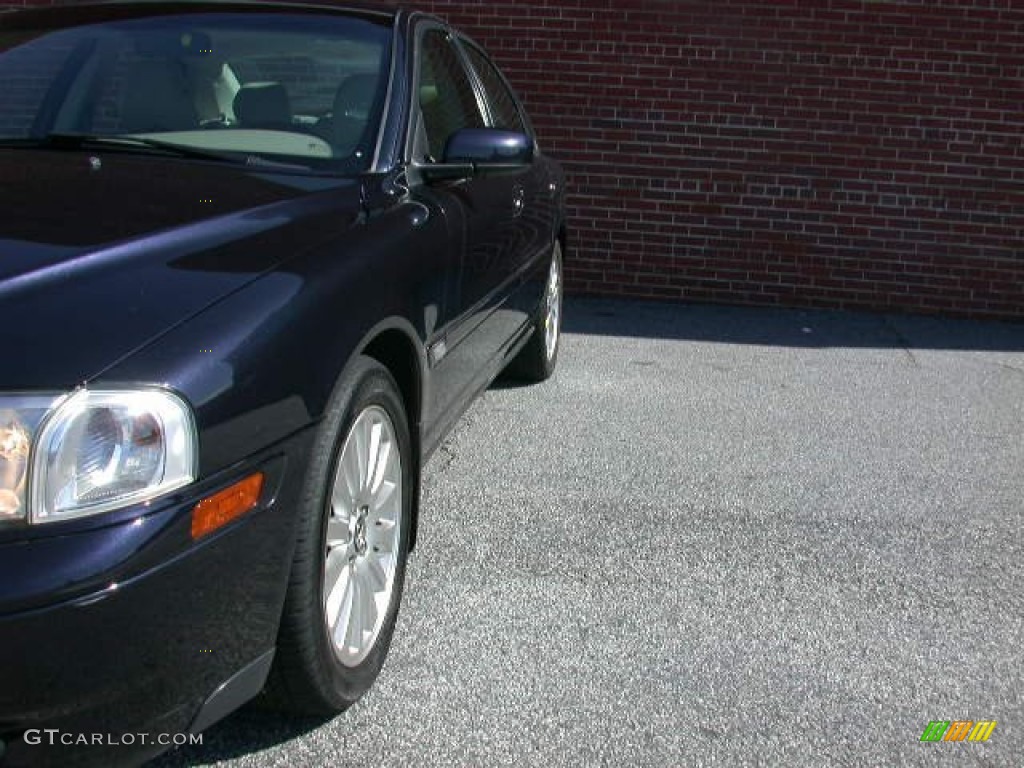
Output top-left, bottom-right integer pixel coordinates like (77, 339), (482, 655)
(444, 128), (534, 167)
(421, 128), (534, 182)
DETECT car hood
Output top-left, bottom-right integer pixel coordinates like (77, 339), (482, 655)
(0, 149), (362, 389)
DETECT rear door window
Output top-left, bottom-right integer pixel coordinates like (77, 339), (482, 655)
(417, 29), (484, 161)
(462, 43), (525, 134)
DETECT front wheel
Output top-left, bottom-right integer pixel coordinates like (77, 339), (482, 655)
(265, 357), (412, 714)
(506, 241), (563, 382)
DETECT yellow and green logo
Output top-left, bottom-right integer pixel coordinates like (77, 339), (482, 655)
(920, 720), (997, 743)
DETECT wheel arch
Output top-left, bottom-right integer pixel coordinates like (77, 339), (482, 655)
(354, 320), (428, 552)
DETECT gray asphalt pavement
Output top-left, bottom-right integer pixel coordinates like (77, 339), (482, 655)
(155, 297), (1024, 767)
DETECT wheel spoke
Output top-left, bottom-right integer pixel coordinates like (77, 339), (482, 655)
(370, 519), (397, 555)
(326, 516), (350, 551)
(354, 417), (369, 495)
(330, 477), (354, 521)
(366, 420), (382, 490)
(332, 570), (356, 649)
(342, 437), (362, 501)
(324, 552), (351, 628)
(358, 573), (380, 637)
(369, 434), (392, 495)
(344, 576), (367, 651)
(372, 478), (399, 517)
(372, 551), (397, 578)
(362, 557), (387, 594)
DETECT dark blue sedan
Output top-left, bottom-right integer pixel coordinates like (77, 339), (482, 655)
(0, 2), (566, 765)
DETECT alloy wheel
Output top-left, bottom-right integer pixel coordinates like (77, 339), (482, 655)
(323, 405), (403, 667)
(544, 252), (562, 360)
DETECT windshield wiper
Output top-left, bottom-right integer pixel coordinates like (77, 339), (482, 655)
(0, 132), (251, 164)
(0, 132), (317, 172)
(0, 134), (311, 172)
(36, 132), (241, 163)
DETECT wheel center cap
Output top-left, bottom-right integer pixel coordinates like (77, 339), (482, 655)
(352, 506), (369, 556)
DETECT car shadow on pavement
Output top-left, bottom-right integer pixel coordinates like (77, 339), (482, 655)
(148, 707), (329, 767)
(562, 296), (1024, 352)
(490, 374), (536, 391)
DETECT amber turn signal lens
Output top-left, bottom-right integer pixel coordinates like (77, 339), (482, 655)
(191, 473), (264, 540)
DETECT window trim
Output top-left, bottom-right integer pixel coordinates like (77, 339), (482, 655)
(367, 11), (402, 172)
(404, 20), (490, 167)
(455, 37), (533, 140)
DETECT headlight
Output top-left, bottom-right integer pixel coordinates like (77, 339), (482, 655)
(0, 396), (61, 521)
(22, 389), (197, 524)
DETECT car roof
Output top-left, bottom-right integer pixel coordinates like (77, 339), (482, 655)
(1, 0), (400, 27)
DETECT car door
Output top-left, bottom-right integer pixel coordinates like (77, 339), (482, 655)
(409, 26), (527, 438)
(458, 39), (554, 320)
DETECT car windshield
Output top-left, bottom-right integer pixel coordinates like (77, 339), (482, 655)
(0, 9), (392, 174)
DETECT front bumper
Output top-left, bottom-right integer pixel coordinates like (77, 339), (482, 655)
(0, 428), (314, 767)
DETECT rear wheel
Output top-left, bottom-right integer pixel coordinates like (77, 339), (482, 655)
(507, 241), (563, 382)
(265, 357), (411, 713)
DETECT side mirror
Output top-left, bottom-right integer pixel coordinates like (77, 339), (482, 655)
(421, 128), (534, 182)
(444, 128), (534, 167)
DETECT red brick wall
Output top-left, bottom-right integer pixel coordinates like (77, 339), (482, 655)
(5, 0), (1023, 319)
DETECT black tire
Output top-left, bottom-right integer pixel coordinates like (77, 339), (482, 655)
(264, 356), (412, 714)
(506, 241), (563, 382)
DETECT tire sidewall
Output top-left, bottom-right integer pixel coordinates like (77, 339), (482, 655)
(300, 359), (413, 706)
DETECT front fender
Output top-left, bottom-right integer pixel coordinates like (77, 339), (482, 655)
(95, 230), (441, 480)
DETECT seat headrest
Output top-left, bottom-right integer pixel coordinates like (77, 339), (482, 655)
(419, 85), (439, 106)
(333, 74), (379, 119)
(233, 82), (291, 128)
